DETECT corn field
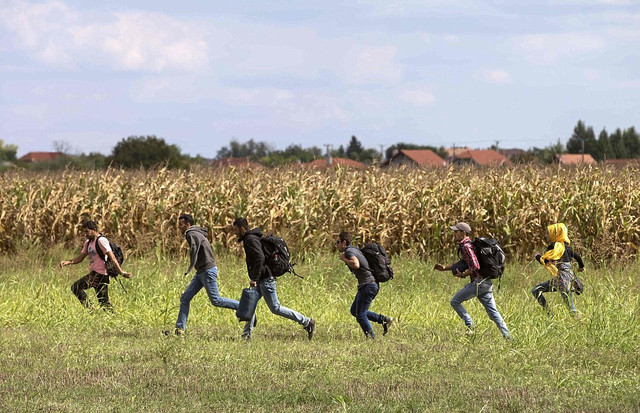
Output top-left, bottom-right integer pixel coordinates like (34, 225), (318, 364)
(1, 165), (639, 261)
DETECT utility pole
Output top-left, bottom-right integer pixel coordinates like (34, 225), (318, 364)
(379, 144), (385, 163)
(324, 144), (333, 166)
(581, 137), (585, 164)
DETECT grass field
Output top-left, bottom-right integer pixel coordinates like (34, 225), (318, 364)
(1, 247), (639, 412)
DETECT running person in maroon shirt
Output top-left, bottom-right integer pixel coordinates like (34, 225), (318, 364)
(434, 222), (511, 339)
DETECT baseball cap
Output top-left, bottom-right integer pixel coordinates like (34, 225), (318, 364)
(450, 222), (472, 233)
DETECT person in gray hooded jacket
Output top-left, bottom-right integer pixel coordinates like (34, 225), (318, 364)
(167, 214), (253, 336)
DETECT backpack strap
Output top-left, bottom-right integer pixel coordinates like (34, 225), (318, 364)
(349, 246), (372, 273)
(94, 235), (106, 262)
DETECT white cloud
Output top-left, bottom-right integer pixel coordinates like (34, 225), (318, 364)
(222, 87), (294, 107)
(443, 34), (459, 44)
(341, 46), (403, 85)
(398, 88), (436, 106)
(550, 0), (632, 4)
(0, 1), (209, 72)
(513, 32), (605, 64)
(476, 68), (512, 84)
(583, 68), (601, 81)
(359, 0), (484, 16)
(617, 79), (640, 88)
(11, 103), (48, 120)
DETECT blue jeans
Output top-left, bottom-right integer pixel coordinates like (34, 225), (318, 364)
(350, 282), (384, 338)
(176, 266), (240, 331)
(450, 279), (510, 337)
(242, 278), (309, 337)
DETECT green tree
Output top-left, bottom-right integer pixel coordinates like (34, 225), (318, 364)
(0, 140), (18, 162)
(261, 144), (323, 166)
(346, 135), (364, 160)
(610, 129), (627, 159)
(528, 140), (565, 164)
(622, 127), (640, 158)
(566, 120), (597, 157)
(216, 139), (271, 160)
(110, 136), (186, 169)
(597, 128), (614, 161)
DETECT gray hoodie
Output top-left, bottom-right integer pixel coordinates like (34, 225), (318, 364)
(184, 226), (216, 274)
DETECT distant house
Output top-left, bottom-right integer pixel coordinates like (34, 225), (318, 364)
(499, 148), (527, 160)
(555, 154), (597, 165)
(387, 149), (445, 168)
(209, 157), (257, 168)
(444, 147), (471, 158)
(19, 152), (65, 163)
(305, 157), (366, 169)
(451, 149), (508, 166)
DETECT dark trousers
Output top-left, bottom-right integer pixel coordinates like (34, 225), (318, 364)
(350, 282), (384, 338)
(531, 279), (576, 311)
(71, 272), (111, 308)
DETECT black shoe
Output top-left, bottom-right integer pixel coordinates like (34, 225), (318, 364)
(163, 328), (184, 337)
(304, 319), (315, 341)
(382, 316), (393, 335)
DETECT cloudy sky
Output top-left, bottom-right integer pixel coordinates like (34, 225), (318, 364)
(1, 0), (639, 158)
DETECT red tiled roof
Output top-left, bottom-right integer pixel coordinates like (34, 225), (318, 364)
(556, 154), (597, 165)
(306, 157), (366, 168)
(454, 149), (507, 166)
(391, 149), (445, 167)
(19, 152), (65, 162)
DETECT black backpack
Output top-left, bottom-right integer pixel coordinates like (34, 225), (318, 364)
(94, 235), (125, 277)
(470, 237), (505, 280)
(261, 235), (303, 278)
(360, 243), (394, 283)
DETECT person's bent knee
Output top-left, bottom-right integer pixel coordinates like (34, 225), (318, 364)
(355, 313), (367, 323)
(210, 297), (225, 307)
(268, 303), (281, 314)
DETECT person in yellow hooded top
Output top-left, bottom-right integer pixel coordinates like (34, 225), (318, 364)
(532, 223), (584, 313)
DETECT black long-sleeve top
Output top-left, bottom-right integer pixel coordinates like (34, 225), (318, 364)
(238, 228), (271, 282)
(536, 242), (584, 269)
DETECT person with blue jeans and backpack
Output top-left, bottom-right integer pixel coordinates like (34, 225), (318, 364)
(336, 232), (393, 339)
(233, 217), (315, 341)
(166, 214), (253, 337)
(433, 222), (511, 339)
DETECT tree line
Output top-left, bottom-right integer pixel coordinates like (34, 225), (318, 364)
(1, 120), (638, 171)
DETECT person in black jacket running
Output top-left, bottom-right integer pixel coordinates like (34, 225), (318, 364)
(233, 217), (315, 341)
(532, 223), (585, 313)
